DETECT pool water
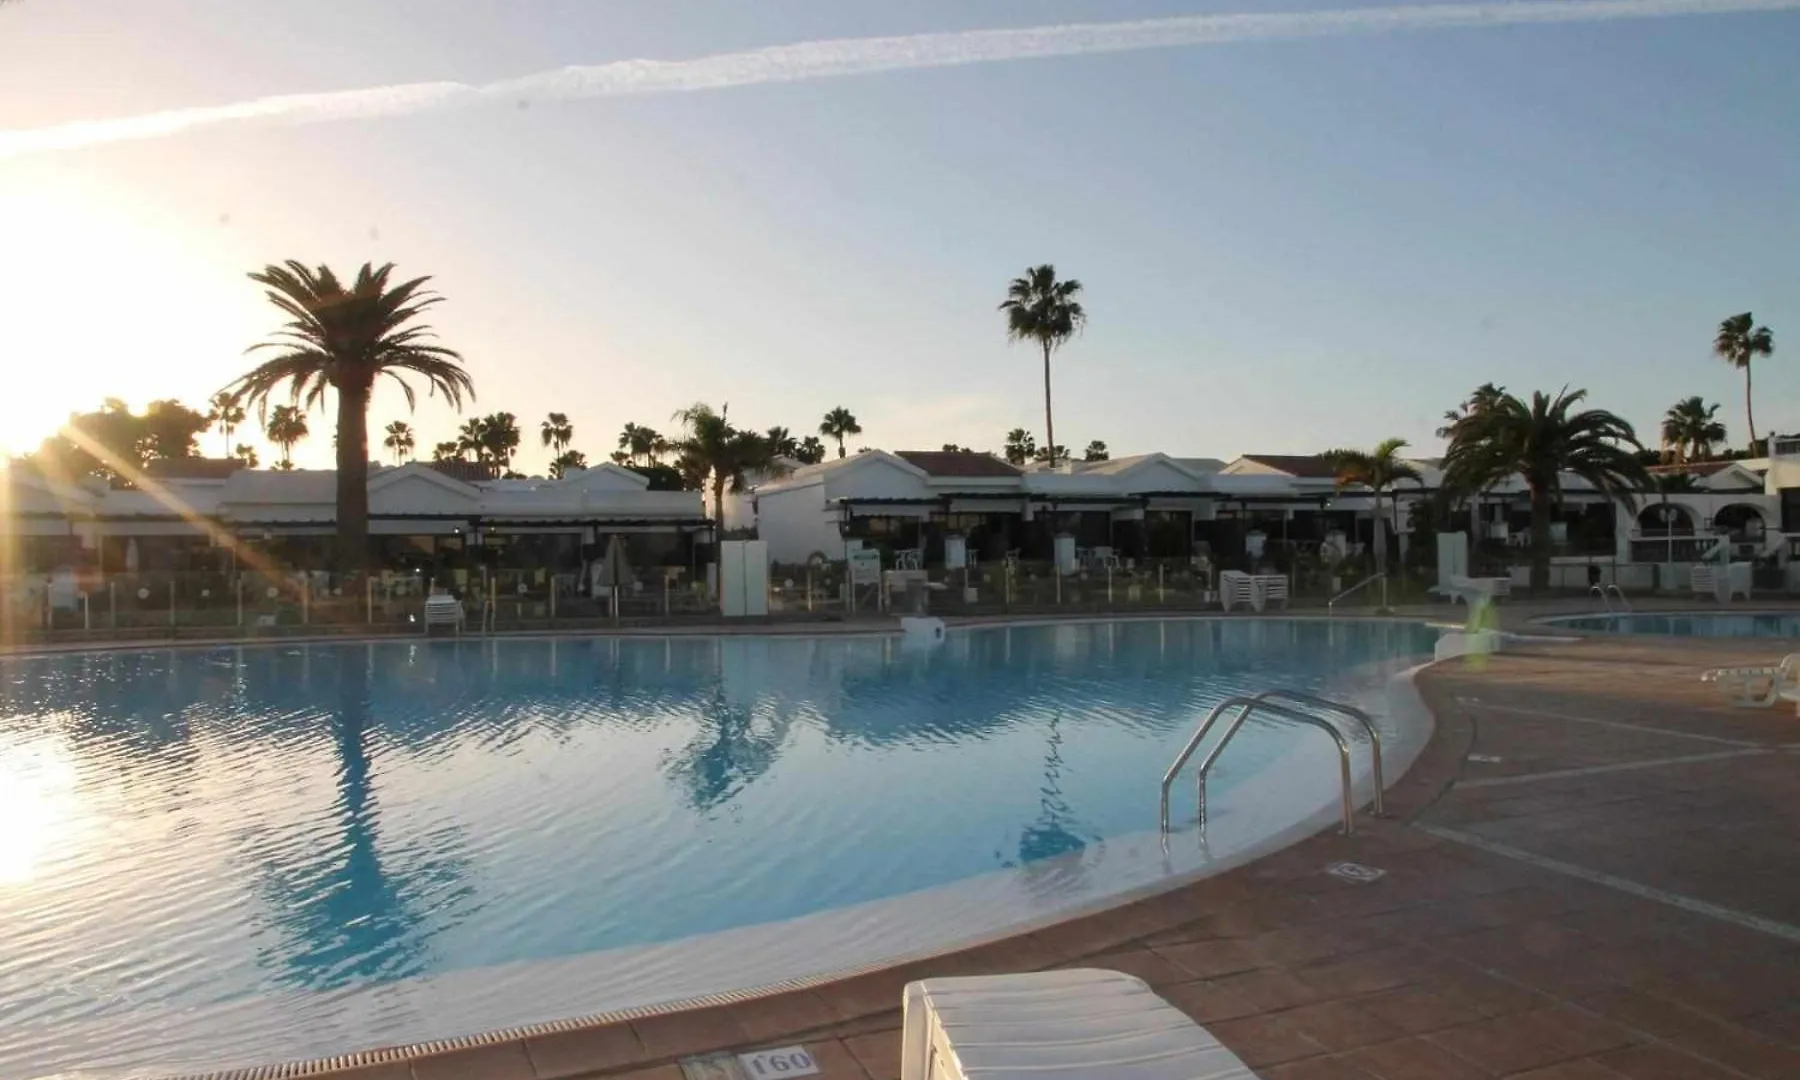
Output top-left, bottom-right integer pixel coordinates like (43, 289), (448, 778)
(1554, 611), (1800, 638)
(0, 619), (1437, 1077)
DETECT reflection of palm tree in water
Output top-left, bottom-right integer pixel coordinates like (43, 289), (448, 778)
(665, 688), (792, 813)
(262, 652), (469, 989)
(1017, 715), (1088, 863)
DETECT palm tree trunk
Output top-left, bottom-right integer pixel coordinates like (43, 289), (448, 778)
(835, 434), (845, 459)
(1041, 339), (1056, 468)
(1744, 364), (1757, 450)
(335, 383), (372, 573)
(1528, 486), (1552, 592)
(1371, 492), (1388, 577)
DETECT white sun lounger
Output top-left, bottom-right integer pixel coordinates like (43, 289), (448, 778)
(423, 593), (465, 635)
(1702, 653), (1800, 709)
(902, 969), (1258, 1080)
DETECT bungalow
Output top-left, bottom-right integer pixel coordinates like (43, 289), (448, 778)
(0, 459), (710, 592)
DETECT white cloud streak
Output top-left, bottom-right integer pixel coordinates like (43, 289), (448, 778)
(4, 0), (1795, 158)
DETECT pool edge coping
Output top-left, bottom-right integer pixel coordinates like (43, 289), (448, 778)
(144, 653), (1449, 1080)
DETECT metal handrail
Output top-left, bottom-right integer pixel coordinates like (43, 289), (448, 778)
(1589, 584), (1611, 611)
(1160, 693), (1363, 836)
(1244, 689), (1384, 816)
(1327, 573), (1387, 615)
(1589, 583), (1631, 613)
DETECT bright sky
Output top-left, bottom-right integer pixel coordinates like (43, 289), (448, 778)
(1, 0), (1796, 473)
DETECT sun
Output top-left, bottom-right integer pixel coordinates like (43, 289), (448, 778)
(0, 169), (260, 458)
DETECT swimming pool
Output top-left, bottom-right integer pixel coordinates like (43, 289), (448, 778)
(0, 619), (1439, 1078)
(1551, 611), (1800, 638)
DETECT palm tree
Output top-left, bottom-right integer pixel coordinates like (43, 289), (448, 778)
(266, 404), (309, 469)
(381, 420), (415, 465)
(1660, 397), (1727, 463)
(224, 261), (473, 570)
(549, 449), (588, 479)
(1082, 440), (1109, 462)
(672, 403), (785, 525)
(1713, 313), (1775, 449)
(456, 416), (488, 464)
(794, 435), (827, 465)
(1436, 382), (1508, 440)
(1442, 388), (1650, 591)
(478, 412), (521, 470)
(430, 440), (461, 462)
(819, 407), (862, 460)
(616, 423), (662, 465)
(207, 390), (246, 457)
(764, 426), (799, 459)
(999, 264), (1086, 468)
(1002, 428), (1037, 466)
(540, 412), (573, 454)
(233, 443), (259, 468)
(1322, 438), (1424, 580)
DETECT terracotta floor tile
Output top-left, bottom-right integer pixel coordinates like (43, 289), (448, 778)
(841, 1031), (901, 1080)
(599, 1066), (686, 1080)
(1580, 987), (1800, 1078)
(1424, 1007), (1637, 1076)
(1082, 946), (1193, 988)
(1139, 917), (1224, 948)
(1423, 963), (1554, 1018)
(1741, 1007), (1800, 1048)
(1595, 1043), (1747, 1080)
(1276, 999), (1407, 1051)
(1292, 947), (1425, 998)
(1355, 984), (1487, 1035)
(1152, 937), (1263, 979)
(523, 1023), (646, 1079)
(727, 991), (841, 1043)
(1155, 978), (1265, 1024)
(1206, 1014), (1329, 1068)
(630, 1006), (750, 1061)
(408, 1042), (535, 1080)
(1506, 1060), (1628, 1079)
(1208, 968), (1334, 1012)
(1345, 1035), (1496, 1080)
(1260, 1053), (1380, 1079)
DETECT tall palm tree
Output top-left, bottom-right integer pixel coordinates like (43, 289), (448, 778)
(1002, 428), (1037, 466)
(1322, 438), (1424, 579)
(764, 426), (799, 459)
(1660, 397), (1727, 464)
(1436, 382), (1508, 439)
(672, 403), (785, 524)
(617, 423), (662, 465)
(540, 412), (573, 454)
(266, 404), (309, 469)
(1713, 313), (1775, 449)
(1442, 388), (1649, 591)
(381, 420), (415, 465)
(818, 407), (862, 460)
(794, 435), (826, 465)
(430, 440), (462, 462)
(999, 264), (1086, 468)
(478, 412), (521, 470)
(207, 390), (246, 457)
(456, 416), (488, 464)
(224, 261), (473, 569)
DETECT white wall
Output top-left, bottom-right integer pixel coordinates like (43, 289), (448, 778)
(756, 484), (843, 564)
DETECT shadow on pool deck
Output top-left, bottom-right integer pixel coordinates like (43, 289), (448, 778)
(290, 631), (1800, 1080)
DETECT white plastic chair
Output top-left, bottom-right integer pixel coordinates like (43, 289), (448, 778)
(1702, 653), (1800, 709)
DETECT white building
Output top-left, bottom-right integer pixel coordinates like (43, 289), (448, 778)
(1, 459), (709, 588)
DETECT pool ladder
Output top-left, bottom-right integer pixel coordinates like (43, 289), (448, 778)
(1590, 584), (1632, 612)
(1159, 689), (1385, 837)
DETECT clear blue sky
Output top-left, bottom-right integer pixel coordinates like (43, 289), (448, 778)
(0, 0), (1795, 471)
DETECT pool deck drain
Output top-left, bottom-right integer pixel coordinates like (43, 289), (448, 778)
(286, 626), (1800, 1080)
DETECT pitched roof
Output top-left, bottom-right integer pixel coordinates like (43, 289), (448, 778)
(894, 451), (1021, 478)
(1646, 461), (1738, 477)
(427, 459), (498, 483)
(1237, 454), (1340, 479)
(142, 457), (241, 481)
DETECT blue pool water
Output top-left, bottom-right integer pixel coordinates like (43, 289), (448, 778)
(1554, 611), (1800, 638)
(0, 619), (1437, 1077)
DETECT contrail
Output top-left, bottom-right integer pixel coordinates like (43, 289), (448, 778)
(3, 0), (1795, 158)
